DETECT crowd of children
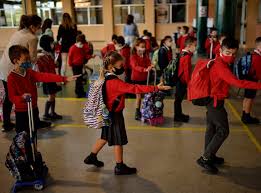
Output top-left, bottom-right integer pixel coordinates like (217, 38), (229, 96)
(0, 13), (261, 178)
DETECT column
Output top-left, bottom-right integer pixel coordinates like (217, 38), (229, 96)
(62, 0), (75, 22)
(145, 0), (155, 36)
(22, 0), (36, 15)
(103, 0), (114, 42)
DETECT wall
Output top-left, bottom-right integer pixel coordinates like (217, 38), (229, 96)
(0, 28), (19, 51)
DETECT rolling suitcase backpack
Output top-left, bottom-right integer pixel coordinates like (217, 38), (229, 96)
(5, 96), (48, 193)
(141, 69), (165, 126)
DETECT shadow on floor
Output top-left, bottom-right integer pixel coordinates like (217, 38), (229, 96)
(220, 166), (261, 191)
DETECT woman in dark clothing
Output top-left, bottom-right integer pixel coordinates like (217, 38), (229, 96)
(57, 13), (77, 76)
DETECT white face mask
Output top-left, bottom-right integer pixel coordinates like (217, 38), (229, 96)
(76, 42), (83, 48)
(35, 29), (42, 36)
(137, 47), (146, 55)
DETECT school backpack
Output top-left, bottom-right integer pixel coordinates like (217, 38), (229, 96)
(163, 52), (188, 87)
(83, 74), (119, 129)
(152, 49), (160, 71)
(233, 52), (252, 80)
(187, 59), (215, 106)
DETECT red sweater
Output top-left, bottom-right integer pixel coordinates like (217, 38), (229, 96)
(119, 45), (131, 70)
(178, 50), (193, 85)
(8, 69), (66, 112)
(144, 38), (151, 53)
(130, 53), (151, 82)
(177, 35), (189, 51)
(105, 78), (158, 112)
(249, 50), (261, 80)
(68, 43), (92, 66)
(36, 53), (56, 74)
(101, 43), (116, 58)
(214, 43), (221, 57)
(209, 56), (261, 101)
(205, 38), (219, 56)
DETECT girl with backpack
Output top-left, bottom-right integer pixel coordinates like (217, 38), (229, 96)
(84, 51), (170, 175)
(130, 38), (154, 120)
(158, 36), (173, 76)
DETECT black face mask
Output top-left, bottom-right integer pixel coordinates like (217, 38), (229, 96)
(113, 66), (125, 75)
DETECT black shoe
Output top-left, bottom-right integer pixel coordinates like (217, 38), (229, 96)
(197, 156), (219, 174)
(43, 114), (53, 121)
(114, 163), (137, 175)
(2, 122), (15, 132)
(174, 114), (189, 123)
(84, 155), (104, 168)
(212, 155), (225, 165)
(38, 121), (52, 129)
(241, 115), (260, 124)
(135, 110), (141, 121)
(50, 113), (63, 120)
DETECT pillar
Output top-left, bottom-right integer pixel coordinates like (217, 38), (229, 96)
(103, 0), (114, 42)
(62, 0), (75, 22)
(215, 0), (237, 37)
(145, 0), (155, 36)
(22, 0), (36, 15)
(196, 0), (208, 55)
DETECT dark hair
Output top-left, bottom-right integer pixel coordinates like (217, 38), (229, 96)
(76, 34), (86, 43)
(19, 15), (30, 30)
(132, 38), (146, 54)
(160, 35), (172, 47)
(77, 30), (83, 36)
(9, 45), (29, 64)
(62, 13), (74, 29)
(210, 27), (218, 33)
(116, 36), (125, 45)
(126, 14), (134, 25)
(147, 32), (152, 37)
(40, 35), (54, 52)
(112, 34), (118, 41)
(255, 37), (261, 44)
(42, 18), (52, 34)
(182, 26), (189, 34)
(143, 29), (148, 36)
(28, 15), (42, 28)
(185, 36), (197, 47)
(103, 51), (124, 70)
(221, 37), (239, 50)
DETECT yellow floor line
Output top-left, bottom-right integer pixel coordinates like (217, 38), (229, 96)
(53, 123), (245, 133)
(226, 100), (261, 152)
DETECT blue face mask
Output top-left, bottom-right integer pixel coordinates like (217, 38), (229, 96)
(20, 61), (33, 69)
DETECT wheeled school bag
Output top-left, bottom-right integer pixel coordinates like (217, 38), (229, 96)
(83, 74), (119, 129)
(5, 96), (48, 193)
(187, 59), (215, 106)
(233, 52), (252, 80)
(163, 52), (188, 87)
(141, 69), (165, 126)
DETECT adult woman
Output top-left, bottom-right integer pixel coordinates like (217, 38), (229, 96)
(57, 13), (77, 76)
(0, 14), (42, 132)
(123, 14), (139, 48)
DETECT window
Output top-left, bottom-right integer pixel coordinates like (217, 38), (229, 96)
(155, 0), (186, 23)
(0, 0), (22, 27)
(74, 0), (103, 25)
(36, 0), (63, 25)
(113, 0), (145, 24)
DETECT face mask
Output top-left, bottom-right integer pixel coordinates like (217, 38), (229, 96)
(137, 47), (146, 55)
(20, 61), (33, 69)
(35, 29), (42, 36)
(221, 54), (236, 64)
(180, 31), (184, 35)
(115, 45), (122, 51)
(76, 42), (83, 48)
(113, 66), (125, 75)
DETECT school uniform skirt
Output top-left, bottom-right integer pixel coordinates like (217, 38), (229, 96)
(43, 83), (62, 95)
(101, 111), (128, 146)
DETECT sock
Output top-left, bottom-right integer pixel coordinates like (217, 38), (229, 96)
(136, 108), (140, 113)
(90, 152), (97, 157)
(44, 101), (52, 116)
(50, 100), (55, 115)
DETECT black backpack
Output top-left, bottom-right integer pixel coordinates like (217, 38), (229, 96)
(233, 52), (252, 80)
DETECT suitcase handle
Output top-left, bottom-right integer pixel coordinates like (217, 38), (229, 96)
(147, 68), (157, 86)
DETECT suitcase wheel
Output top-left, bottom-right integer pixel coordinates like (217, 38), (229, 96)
(34, 183), (44, 191)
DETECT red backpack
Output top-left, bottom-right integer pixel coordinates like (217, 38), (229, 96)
(187, 59), (215, 106)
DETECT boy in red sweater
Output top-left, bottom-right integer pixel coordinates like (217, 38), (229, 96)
(101, 34), (117, 58)
(197, 38), (261, 174)
(174, 37), (197, 122)
(214, 34), (226, 57)
(205, 27), (219, 59)
(68, 34), (93, 98)
(115, 36), (131, 82)
(241, 37), (261, 124)
(177, 26), (190, 51)
(7, 45), (78, 133)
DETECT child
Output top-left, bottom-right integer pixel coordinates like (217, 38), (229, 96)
(177, 26), (190, 51)
(130, 38), (154, 120)
(205, 27), (219, 59)
(174, 37), (197, 122)
(68, 34), (93, 98)
(174, 26), (181, 48)
(36, 35), (62, 120)
(158, 36), (173, 76)
(197, 38), (261, 174)
(84, 51), (170, 175)
(214, 34), (226, 57)
(115, 36), (131, 83)
(101, 34), (117, 58)
(241, 37), (261, 124)
(7, 45), (79, 133)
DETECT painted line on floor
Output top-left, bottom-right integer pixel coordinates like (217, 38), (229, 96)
(226, 100), (261, 153)
(53, 123), (245, 133)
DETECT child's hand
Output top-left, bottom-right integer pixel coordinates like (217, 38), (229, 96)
(157, 82), (172, 91)
(22, 93), (31, 100)
(145, 66), (153, 72)
(66, 75), (81, 82)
